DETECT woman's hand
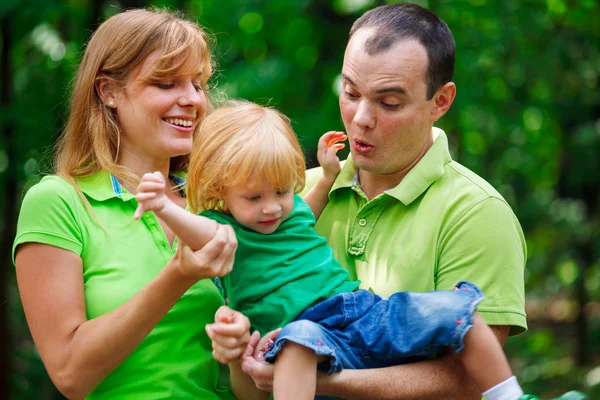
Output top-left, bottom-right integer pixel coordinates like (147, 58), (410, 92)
(172, 224), (237, 281)
(240, 329), (281, 392)
(205, 306), (251, 363)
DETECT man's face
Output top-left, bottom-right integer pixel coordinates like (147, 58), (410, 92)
(339, 29), (437, 177)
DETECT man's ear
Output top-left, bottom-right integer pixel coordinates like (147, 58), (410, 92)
(430, 82), (456, 122)
(95, 74), (118, 107)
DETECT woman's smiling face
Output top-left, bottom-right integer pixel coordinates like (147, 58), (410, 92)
(113, 53), (208, 164)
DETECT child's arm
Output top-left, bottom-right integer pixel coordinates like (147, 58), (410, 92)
(134, 171), (218, 251)
(303, 131), (346, 220)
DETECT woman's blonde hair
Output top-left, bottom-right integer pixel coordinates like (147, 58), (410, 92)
(187, 100), (306, 213)
(55, 8), (213, 188)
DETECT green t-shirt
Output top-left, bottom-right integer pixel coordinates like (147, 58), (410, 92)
(305, 128), (528, 336)
(202, 195), (360, 335)
(13, 172), (235, 400)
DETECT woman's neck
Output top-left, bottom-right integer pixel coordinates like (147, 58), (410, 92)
(118, 151), (171, 194)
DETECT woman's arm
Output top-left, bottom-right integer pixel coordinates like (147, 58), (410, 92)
(15, 226), (238, 400)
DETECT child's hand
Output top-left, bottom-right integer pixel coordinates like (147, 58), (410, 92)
(134, 171), (167, 220)
(205, 305), (251, 364)
(318, 131), (346, 182)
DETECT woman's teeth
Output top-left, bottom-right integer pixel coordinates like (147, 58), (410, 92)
(165, 118), (193, 127)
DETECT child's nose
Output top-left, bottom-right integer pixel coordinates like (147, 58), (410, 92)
(263, 201), (282, 214)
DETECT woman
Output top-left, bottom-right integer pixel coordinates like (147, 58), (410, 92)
(13, 9), (249, 399)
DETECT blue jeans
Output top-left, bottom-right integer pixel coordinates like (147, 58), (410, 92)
(264, 281), (484, 375)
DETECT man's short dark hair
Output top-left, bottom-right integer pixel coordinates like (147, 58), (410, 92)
(350, 3), (455, 100)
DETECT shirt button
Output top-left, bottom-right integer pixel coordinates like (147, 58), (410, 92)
(358, 218), (367, 227)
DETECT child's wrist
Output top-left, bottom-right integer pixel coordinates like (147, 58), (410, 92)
(320, 174), (337, 186)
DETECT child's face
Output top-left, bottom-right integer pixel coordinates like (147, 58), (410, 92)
(223, 179), (295, 234)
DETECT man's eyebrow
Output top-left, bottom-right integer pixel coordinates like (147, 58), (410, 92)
(342, 74), (356, 87)
(342, 74), (406, 95)
(375, 87), (407, 95)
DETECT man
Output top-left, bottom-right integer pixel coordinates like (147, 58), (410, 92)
(240, 3), (526, 399)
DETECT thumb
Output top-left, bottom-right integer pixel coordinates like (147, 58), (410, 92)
(243, 331), (260, 358)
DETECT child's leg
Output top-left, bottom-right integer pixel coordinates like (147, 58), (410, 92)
(273, 341), (319, 400)
(460, 314), (524, 399)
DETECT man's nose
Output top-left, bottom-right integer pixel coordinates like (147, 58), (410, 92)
(353, 100), (375, 129)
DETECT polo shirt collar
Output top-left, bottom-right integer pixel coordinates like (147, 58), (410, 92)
(330, 127), (452, 206)
(75, 170), (131, 201)
(75, 170), (187, 202)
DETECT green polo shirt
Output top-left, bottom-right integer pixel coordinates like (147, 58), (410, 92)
(305, 128), (527, 336)
(13, 171), (234, 400)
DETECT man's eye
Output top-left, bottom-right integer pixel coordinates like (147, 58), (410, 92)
(381, 102), (399, 110)
(345, 91), (359, 99)
(156, 83), (174, 90)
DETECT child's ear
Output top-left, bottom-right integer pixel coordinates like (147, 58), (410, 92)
(96, 74), (119, 108)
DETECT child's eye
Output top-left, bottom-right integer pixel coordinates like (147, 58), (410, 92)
(276, 189), (291, 196)
(246, 195), (261, 201)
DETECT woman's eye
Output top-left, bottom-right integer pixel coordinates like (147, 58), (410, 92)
(193, 83), (203, 91)
(156, 83), (174, 90)
(345, 91), (359, 99)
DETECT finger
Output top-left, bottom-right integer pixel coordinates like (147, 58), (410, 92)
(264, 327), (282, 341)
(317, 131), (335, 153)
(135, 192), (158, 201)
(191, 226), (230, 269)
(211, 225), (237, 276)
(215, 305), (235, 324)
(209, 321), (250, 342)
(214, 225), (236, 276)
(326, 133), (347, 148)
(152, 171), (166, 183)
(137, 181), (165, 193)
(133, 206), (143, 220)
(212, 345), (243, 363)
(243, 331), (260, 358)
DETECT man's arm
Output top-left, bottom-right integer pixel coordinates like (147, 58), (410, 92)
(316, 325), (509, 400)
(315, 195), (524, 398)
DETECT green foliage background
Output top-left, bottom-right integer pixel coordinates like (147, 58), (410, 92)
(1, 0), (599, 398)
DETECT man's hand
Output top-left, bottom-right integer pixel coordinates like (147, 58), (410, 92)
(241, 328), (281, 392)
(134, 171), (167, 219)
(318, 131), (346, 183)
